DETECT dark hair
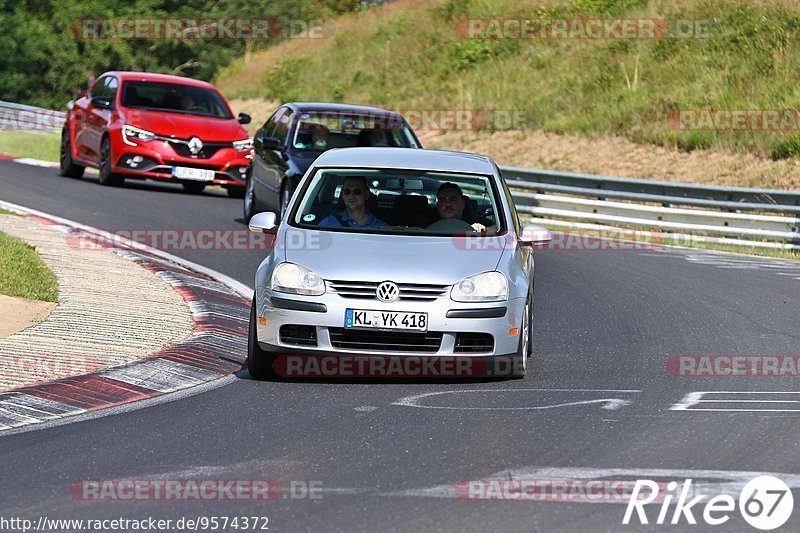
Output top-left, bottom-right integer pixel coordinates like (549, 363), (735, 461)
(342, 175), (369, 191)
(436, 182), (464, 198)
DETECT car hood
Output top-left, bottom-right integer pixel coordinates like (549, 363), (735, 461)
(282, 228), (510, 285)
(124, 108), (247, 141)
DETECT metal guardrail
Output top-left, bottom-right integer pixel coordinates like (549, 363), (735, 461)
(502, 166), (800, 212)
(0, 100), (65, 134)
(501, 166), (800, 250)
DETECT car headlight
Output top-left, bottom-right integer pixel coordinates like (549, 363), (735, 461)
(271, 263), (325, 296)
(233, 138), (254, 152)
(122, 125), (156, 145)
(450, 271), (508, 302)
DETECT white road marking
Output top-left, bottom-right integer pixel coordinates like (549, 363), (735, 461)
(392, 389), (640, 411)
(12, 157), (57, 168)
(382, 467), (800, 503)
(354, 406), (378, 412)
(671, 391), (800, 412)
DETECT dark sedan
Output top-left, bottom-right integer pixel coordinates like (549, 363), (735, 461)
(244, 102), (421, 221)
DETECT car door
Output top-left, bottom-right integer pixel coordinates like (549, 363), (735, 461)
(252, 107), (293, 209)
(84, 76), (116, 163)
(73, 79), (106, 162)
(500, 171), (532, 286)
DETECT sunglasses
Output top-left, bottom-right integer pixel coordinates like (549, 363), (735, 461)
(342, 188), (363, 196)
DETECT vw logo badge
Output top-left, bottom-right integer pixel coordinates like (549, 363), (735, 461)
(376, 281), (399, 302)
(188, 136), (203, 155)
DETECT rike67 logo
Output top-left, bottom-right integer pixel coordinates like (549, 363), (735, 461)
(623, 476), (794, 530)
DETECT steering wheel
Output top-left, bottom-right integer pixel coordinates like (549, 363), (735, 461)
(426, 218), (474, 232)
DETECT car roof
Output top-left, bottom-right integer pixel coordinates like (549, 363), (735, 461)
(312, 148), (497, 174)
(102, 71), (216, 89)
(285, 102), (403, 119)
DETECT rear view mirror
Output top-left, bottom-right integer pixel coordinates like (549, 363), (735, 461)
(238, 113), (252, 124)
(519, 224), (553, 246)
(249, 212), (278, 234)
(90, 96), (112, 110)
(263, 137), (281, 150)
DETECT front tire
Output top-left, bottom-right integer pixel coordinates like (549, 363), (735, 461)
(59, 129), (85, 178)
(243, 177), (257, 222)
(510, 298), (530, 379)
(97, 136), (123, 186)
(247, 294), (276, 380)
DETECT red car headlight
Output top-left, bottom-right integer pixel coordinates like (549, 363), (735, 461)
(122, 125), (156, 146)
(232, 138), (254, 152)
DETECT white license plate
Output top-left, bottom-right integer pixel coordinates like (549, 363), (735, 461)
(172, 166), (214, 181)
(345, 309), (428, 332)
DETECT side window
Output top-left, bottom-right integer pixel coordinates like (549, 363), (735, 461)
(90, 77), (109, 99)
(274, 110), (294, 145)
(261, 109), (281, 138)
(105, 77), (118, 106)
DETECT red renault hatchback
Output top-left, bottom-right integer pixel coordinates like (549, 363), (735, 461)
(60, 71), (252, 196)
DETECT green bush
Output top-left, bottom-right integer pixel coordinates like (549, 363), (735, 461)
(771, 136), (800, 160)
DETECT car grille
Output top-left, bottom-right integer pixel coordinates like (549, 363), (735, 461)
(280, 325), (318, 346)
(329, 328), (442, 353)
(168, 140), (231, 159)
(454, 333), (494, 353)
(326, 280), (449, 301)
(159, 161), (221, 171)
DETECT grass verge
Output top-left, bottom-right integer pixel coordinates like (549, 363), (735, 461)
(0, 229), (59, 302)
(218, 0), (800, 162)
(0, 131), (59, 162)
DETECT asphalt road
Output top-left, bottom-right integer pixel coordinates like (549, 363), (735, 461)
(1, 159), (800, 532)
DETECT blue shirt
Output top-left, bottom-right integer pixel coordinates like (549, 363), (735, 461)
(319, 210), (387, 228)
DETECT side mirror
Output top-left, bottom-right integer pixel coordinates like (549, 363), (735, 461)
(519, 224), (552, 246)
(90, 96), (112, 110)
(249, 212), (278, 234)
(238, 112), (252, 125)
(263, 136), (281, 150)
(66, 100), (75, 111)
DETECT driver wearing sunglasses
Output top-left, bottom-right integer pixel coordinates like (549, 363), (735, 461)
(319, 176), (387, 228)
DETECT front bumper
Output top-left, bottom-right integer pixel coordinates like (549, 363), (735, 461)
(111, 138), (251, 187)
(255, 290), (526, 357)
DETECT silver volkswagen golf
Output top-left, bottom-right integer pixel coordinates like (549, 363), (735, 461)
(247, 148), (551, 379)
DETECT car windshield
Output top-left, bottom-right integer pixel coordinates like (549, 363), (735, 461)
(291, 113), (418, 151)
(120, 81), (233, 119)
(292, 168), (502, 235)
